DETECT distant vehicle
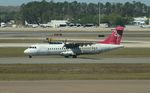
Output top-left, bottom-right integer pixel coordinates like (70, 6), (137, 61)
(140, 25), (150, 28)
(12, 24), (17, 28)
(76, 23), (82, 27)
(68, 23), (82, 27)
(69, 23), (75, 27)
(100, 23), (108, 28)
(84, 23), (95, 27)
(25, 21), (39, 28)
(40, 23), (51, 28)
(0, 22), (6, 27)
(59, 24), (67, 27)
(24, 26), (125, 58)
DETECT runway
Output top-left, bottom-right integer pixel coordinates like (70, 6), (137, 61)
(0, 80), (150, 93)
(1, 42), (150, 48)
(0, 57), (150, 64)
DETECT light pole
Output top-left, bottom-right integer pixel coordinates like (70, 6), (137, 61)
(148, 7), (150, 25)
(99, 0), (101, 27)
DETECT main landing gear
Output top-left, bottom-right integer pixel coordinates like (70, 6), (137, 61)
(29, 55), (32, 58)
(64, 55), (77, 58)
(65, 56), (69, 58)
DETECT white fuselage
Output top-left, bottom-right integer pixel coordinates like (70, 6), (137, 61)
(24, 42), (123, 57)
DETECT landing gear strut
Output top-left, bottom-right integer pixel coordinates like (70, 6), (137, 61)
(72, 55), (77, 58)
(29, 55), (32, 58)
(64, 55), (77, 58)
(65, 56), (69, 58)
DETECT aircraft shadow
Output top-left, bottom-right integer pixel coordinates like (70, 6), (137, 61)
(78, 57), (104, 60)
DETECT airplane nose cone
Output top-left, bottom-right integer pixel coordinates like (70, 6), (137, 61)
(24, 49), (29, 54)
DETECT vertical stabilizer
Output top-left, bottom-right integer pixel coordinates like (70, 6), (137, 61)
(99, 26), (124, 45)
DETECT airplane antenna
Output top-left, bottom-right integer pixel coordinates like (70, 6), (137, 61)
(64, 39), (67, 44)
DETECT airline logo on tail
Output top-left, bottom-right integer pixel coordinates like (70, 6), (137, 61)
(99, 26), (124, 45)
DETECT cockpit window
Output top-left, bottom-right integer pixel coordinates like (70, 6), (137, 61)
(29, 46), (37, 49)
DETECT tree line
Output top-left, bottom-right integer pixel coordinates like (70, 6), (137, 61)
(0, 6), (19, 23)
(0, 0), (150, 26)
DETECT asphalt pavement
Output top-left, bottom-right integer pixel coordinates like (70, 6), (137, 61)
(0, 80), (150, 93)
(0, 57), (150, 64)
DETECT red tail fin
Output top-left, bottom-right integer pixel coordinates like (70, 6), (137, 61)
(98, 26), (124, 45)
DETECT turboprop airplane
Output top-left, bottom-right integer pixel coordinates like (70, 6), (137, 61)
(24, 26), (125, 58)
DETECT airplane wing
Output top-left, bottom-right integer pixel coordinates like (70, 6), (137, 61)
(45, 37), (145, 44)
(46, 37), (98, 43)
(64, 42), (93, 48)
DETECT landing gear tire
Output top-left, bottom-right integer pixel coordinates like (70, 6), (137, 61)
(65, 56), (69, 58)
(29, 55), (32, 58)
(72, 55), (77, 58)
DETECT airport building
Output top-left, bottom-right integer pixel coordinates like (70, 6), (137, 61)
(49, 20), (68, 28)
(133, 16), (150, 25)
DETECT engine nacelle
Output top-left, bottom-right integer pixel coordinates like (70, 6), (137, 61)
(60, 50), (75, 56)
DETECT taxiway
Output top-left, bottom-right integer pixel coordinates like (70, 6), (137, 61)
(0, 57), (150, 64)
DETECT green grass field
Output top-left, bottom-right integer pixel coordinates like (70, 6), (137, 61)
(0, 47), (26, 57)
(0, 64), (150, 80)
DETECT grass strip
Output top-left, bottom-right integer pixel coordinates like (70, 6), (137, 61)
(0, 64), (150, 80)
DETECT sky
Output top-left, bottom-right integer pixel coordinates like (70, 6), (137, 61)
(0, 0), (149, 6)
